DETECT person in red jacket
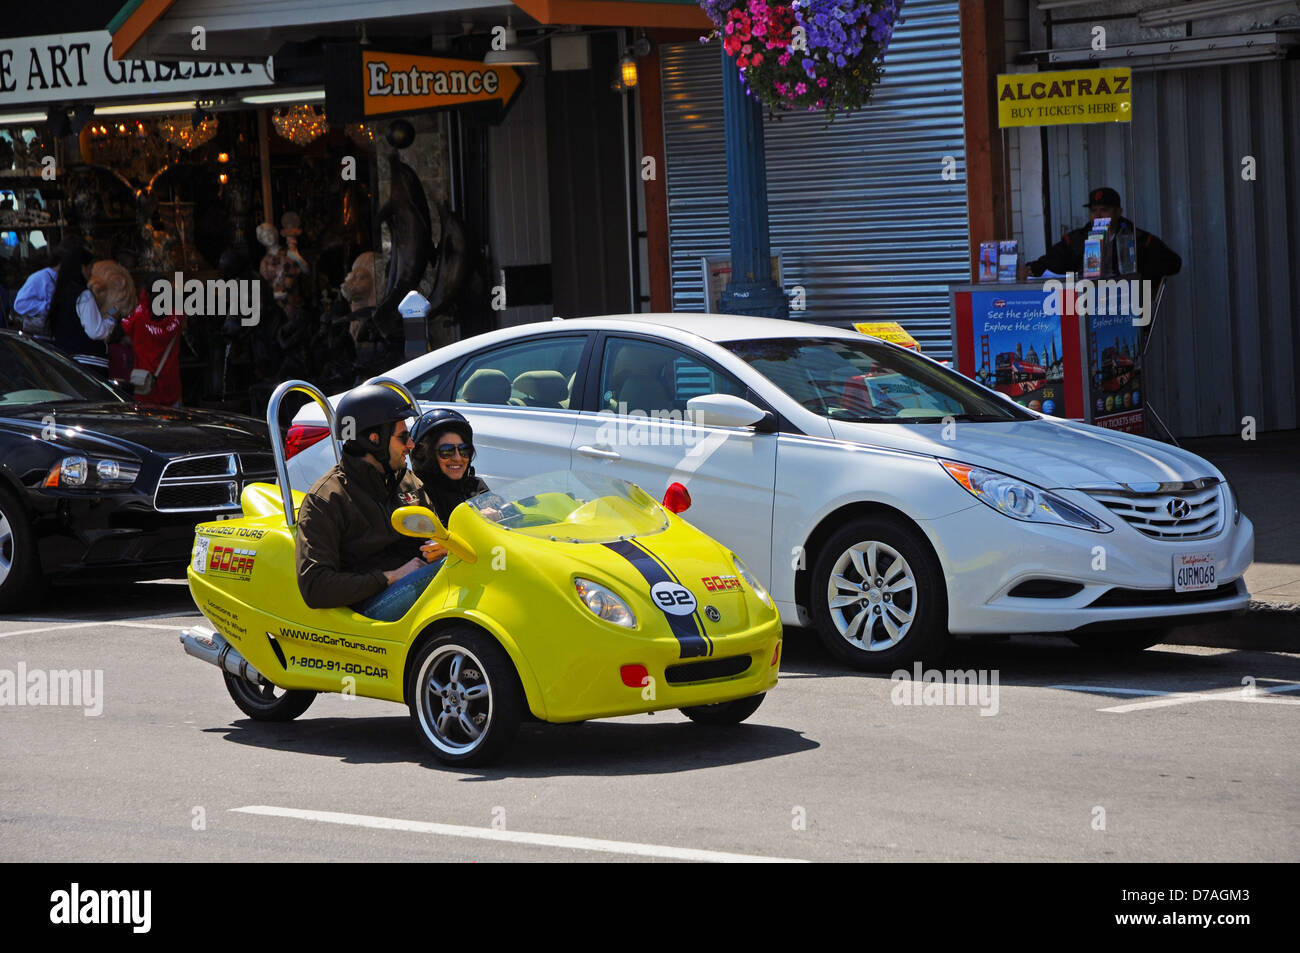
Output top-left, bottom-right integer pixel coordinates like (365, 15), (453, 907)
(121, 276), (184, 406)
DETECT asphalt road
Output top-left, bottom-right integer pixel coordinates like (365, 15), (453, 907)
(2, 579), (1297, 863)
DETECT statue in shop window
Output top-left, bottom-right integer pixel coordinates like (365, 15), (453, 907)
(374, 150), (435, 341)
(341, 250), (378, 342)
(256, 221), (293, 303)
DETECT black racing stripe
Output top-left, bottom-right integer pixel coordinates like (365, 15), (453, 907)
(602, 539), (709, 659)
(626, 538), (714, 656)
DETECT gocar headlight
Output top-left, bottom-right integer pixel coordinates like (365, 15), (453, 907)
(732, 554), (772, 606)
(574, 578), (636, 628)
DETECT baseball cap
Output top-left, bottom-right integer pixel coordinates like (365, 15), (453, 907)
(1084, 187), (1122, 208)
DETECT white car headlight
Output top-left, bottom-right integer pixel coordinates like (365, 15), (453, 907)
(1223, 480), (1240, 526)
(732, 554), (772, 606)
(940, 461), (1111, 533)
(574, 578), (637, 628)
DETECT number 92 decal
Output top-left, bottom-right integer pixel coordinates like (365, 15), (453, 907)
(650, 581), (698, 616)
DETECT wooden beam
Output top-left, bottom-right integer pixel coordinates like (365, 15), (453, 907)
(638, 38), (672, 313)
(111, 0), (179, 61)
(959, 0), (1009, 281)
(257, 109), (273, 225)
(514, 0), (709, 29)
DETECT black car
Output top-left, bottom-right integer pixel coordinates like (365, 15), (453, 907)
(0, 330), (277, 611)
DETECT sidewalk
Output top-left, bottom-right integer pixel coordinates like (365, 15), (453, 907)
(1166, 429), (1299, 652)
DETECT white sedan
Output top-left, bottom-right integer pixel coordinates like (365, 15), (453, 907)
(286, 314), (1254, 671)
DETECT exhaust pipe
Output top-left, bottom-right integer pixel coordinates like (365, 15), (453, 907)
(180, 626), (265, 687)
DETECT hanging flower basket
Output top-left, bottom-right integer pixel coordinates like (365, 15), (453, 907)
(700, 0), (905, 117)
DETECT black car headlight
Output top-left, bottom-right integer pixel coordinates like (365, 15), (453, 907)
(44, 455), (141, 490)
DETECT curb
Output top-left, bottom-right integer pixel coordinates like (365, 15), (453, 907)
(1166, 601), (1300, 653)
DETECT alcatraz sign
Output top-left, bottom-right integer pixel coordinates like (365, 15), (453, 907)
(0, 31), (272, 106)
(997, 68), (1132, 128)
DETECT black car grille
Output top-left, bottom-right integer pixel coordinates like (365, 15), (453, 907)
(664, 655), (752, 685)
(154, 452), (275, 513)
(1088, 581), (1240, 608)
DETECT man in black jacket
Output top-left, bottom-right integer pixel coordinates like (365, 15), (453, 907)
(1027, 187), (1182, 286)
(295, 384), (436, 619)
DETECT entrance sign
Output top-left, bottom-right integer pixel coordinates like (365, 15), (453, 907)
(996, 68), (1132, 128)
(0, 31), (272, 106)
(325, 46), (522, 123)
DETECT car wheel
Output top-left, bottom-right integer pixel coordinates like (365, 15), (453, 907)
(0, 485), (44, 613)
(222, 670), (317, 721)
(407, 627), (523, 766)
(1068, 629), (1168, 653)
(679, 692), (765, 725)
(810, 516), (950, 672)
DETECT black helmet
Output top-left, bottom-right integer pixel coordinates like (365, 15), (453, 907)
(410, 408), (475, 475)
(335, 383), (416, 459)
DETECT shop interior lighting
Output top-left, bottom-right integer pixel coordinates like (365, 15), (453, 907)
(0, 112), (48, 125)
(484, 17), (539, 67)
(95, 101), (199, 116)
(240, 89), (326, 106)
(1138, 0), (1289, 28)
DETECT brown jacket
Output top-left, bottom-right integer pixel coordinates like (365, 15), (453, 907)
(295, 452), (429, 609)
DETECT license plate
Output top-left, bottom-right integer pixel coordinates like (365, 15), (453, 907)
(1174, 552), (1217, 593)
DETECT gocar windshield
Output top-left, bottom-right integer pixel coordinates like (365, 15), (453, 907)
(466, 470), (669, 543)
(721, 337), (1031, 423)
(0, 334), (124, 407)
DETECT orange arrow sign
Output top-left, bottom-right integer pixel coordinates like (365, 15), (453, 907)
(361, 51), (522, 117)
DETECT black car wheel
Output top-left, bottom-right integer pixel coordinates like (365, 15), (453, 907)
(0, 485), (44, 613)
(407, 627), (524, 766)
(810, 516), (951, 672)
(223, 670), (317, 721)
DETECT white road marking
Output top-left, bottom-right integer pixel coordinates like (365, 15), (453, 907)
(1051, 682), (1300, 713)
(0, 619), (190, 639)
(232, 805), (808, 863)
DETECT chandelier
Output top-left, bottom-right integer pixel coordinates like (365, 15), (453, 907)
(157, 113), (218, 150)
(272, 105), (328, 146)
(343, 122), (376, 149)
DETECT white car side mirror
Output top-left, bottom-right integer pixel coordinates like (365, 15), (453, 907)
(687, 393), (767, 428)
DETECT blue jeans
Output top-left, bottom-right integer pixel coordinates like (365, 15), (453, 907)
(357, 557), (445, 622)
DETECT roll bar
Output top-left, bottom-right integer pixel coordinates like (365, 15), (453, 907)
(267, 380), (339, 530)
(363, 375), (423, 412)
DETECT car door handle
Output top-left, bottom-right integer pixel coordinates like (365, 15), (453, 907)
(577, 445), (622, 460)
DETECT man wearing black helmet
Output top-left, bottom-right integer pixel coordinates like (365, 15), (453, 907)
(295, 383), (435, 616)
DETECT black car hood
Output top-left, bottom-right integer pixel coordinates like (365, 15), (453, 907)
(1, 402), (271, 459)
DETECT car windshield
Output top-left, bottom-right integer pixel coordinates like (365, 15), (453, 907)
(0, 334), (124, 408)
(721, 336), (1031, 423)
(465, 470), (669, 543)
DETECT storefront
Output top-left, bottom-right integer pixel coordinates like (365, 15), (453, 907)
(991, 3), (1300, 438)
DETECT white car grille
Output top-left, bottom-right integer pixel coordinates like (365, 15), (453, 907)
(1082, 480), (1223, 540)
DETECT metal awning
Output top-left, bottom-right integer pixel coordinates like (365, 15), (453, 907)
(109, 0), (707, 62)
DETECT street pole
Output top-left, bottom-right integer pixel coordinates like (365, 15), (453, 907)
(717, 48), (789, 319)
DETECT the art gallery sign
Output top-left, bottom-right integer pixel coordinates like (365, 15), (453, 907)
(0, 31), (273, 105)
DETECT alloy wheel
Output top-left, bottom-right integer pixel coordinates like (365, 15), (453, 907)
(416, 644), (493, 755)
(826, 540), (918, 652)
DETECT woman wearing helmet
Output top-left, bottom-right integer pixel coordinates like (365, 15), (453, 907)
(407, 409), (491, 542)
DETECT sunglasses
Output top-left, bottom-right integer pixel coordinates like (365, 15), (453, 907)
(435, 443), (471, 459)
(393, 429), (414, 446)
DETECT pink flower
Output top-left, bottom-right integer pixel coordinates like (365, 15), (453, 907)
(794, 81), (806, 95)
(752, 52), (764, 66)
(817, 76), (828, 88)
(778, 52), (791, 66)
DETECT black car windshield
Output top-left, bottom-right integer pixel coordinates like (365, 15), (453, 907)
(721, 336), (1031, 423)
(0, 334), (124, 407)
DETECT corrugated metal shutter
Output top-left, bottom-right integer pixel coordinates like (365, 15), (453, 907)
(659, 0), (968, 357)
(1042, 60), (1300, 436)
